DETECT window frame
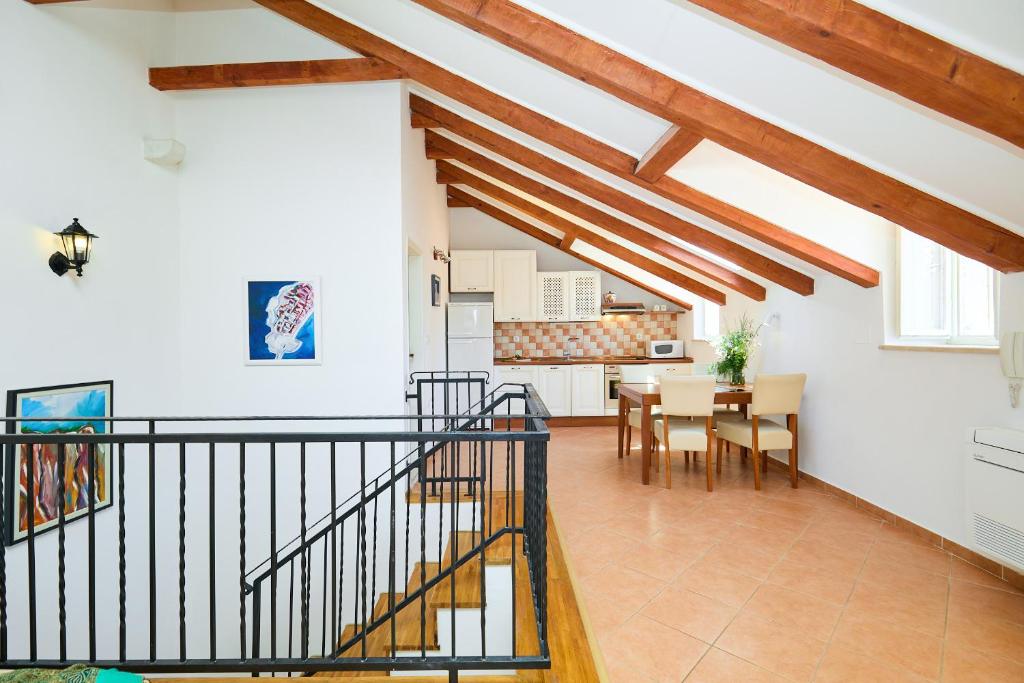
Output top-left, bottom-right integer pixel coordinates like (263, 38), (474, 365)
(897, 231), (999, 347)
(692, 299), (721, 343)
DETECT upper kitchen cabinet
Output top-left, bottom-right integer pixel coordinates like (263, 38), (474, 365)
(450, 250), (494, 292)
(494, 250), (537, 322)
(569, 271), (601, 321)
(538, 272), (570, 322)
(537, 271), (601, 322)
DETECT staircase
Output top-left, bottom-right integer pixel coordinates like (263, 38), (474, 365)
(319, 491), (538, 679)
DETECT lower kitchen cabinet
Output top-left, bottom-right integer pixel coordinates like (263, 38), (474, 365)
(570, 364), (605, 416)
(537, 365), (572, 417)
(494, 365), (538, 414)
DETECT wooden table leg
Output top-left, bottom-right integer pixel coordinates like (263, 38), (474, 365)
(617, 395), (627, 459)
(641, 402), (652, 485)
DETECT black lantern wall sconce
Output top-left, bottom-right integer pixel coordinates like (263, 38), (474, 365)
(49, 218), (98, 277)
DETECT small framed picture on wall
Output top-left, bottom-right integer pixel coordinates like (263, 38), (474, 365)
(4, 380), (114, 546)
(431, 274), (441, 307)
(245, 278), (323, 365)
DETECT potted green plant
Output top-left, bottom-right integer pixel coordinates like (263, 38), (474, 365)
(709, 314), (760, 386)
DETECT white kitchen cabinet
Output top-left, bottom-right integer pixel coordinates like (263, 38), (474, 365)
(568, 271), (601, 321)
(652, 363), (693, 379)
(450, 250), (493, 292)
(493, 250), (537, 322)
(495, 365), (539, 414)
(537, 272), (570, 322)
(570, 364), (605, 416)
(619, 364), (655, 384)
(537, 365), (572, 417)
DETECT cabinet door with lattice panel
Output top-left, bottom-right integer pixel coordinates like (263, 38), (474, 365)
(569, 271), (601, 321)
(538, 272), (570, 322)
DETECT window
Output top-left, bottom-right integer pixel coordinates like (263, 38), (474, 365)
(692, 299), (720, 342)
(899, 230), (997, 345)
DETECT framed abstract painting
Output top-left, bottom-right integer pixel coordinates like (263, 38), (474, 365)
(246, 278), (323, 365)
(4, 380), (114, 546)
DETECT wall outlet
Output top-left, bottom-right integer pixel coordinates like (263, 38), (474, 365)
(513, 335), (521, 342)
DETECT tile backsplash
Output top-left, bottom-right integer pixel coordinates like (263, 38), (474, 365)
(494, 312), (680, 358)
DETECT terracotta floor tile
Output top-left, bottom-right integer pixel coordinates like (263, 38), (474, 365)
(751, 495), (821, 522)
(946, 603), (1024, 664)
(784, 538), (868, 577)
(741, 583), (843, 641)
(814, 643), (933, 682)
(700, 541), (783, 580)
(948, 580), (1024, 626)
(858, 554), (951, 597)
(876, 522), (942, 549)
(684, 647), (787, 682)
(544, 427), (1024, 683)
(766, 557), (857, 605)
(640, 585), (738, 643)
(800, 522), (878, 555)
(727, 520), (801, 552)
(566, 524), (643, 566)
(844, 580), (948, 638)
(869, 539), (952, 577)
(716, 611), (827, 682)
(950, 557), (1023, 595)
(941, 643), (1024, 683)
(831, 612), (944, 680)
(622, 540), (701, 582)
(600, 614), (708, 683)
(674, 558), (763, 607)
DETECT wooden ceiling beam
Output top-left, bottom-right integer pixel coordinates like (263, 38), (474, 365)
(409, 0), (1024, 272)
(252, 0), (875, 288)
(411, 96), (877, 289)
(634, 125), (702, 183)
(423, 124), (805, 295)
(432, 156), (765, 300)
(149, 58), (403, 91)
(436, 160), (735, 304)
(447, 187), (695, 310)
(686, 0), (1024, 149)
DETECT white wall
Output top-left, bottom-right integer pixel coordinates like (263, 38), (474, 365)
(400, 85), (451, 378)
(0, 2), (180, 414)
(173, 82), (407, 416)
(0, 0), (182, 665)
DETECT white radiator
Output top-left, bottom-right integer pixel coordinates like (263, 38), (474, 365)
(965, 428), (1024, 572)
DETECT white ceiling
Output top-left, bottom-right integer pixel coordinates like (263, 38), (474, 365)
(166, 0), (1024, 277)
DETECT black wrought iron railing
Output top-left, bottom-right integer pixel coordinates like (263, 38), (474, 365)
(0, 379), (549, 679)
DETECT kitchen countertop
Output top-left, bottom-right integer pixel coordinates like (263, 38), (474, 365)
(494, 356), (694, 366)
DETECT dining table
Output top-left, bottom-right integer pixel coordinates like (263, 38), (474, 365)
(617, 382), (754, 485)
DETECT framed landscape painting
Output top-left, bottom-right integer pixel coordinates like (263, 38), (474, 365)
(246, 278), (322, 365)
(4, 381), (113, 546)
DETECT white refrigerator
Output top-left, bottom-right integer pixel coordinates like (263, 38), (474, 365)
(447, 303), (494, 410)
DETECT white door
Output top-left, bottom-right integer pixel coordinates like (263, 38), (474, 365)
(570, 365), (605, 416)
(495, 366), (538, 414)
(537, 365), (572, 417)
(448, 303), (494, 338)
(537, 272), (570, 322)
(568, 271), (601, 321)
(494, 250), (537, 322)
(450, 250), (494, 292)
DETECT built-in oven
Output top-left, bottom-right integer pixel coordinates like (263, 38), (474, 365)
(605, 364), (622, 410)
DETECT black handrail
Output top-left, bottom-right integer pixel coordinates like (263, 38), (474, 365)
(0, 377), (549, 678)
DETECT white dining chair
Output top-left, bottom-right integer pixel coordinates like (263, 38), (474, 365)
(651, 375), (717, 490)
(715, 373), (806, 490)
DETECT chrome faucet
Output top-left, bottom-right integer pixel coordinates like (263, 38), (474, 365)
(564, 336), (580, 359)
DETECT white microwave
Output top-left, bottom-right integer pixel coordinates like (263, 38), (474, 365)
(648, 339), (685, 359)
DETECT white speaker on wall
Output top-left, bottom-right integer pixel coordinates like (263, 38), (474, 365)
(143, 138), (186, 166)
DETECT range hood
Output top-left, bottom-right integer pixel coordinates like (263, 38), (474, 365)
(601, 302), (646, 315)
